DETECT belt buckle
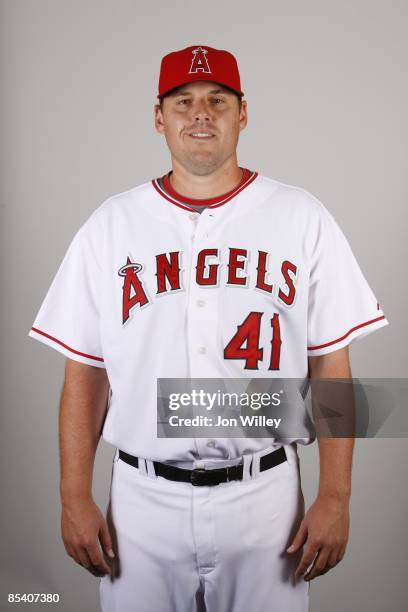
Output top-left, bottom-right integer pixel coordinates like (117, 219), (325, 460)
(190, 468), (208, 486)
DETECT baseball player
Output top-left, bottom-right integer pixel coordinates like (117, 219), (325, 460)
(28, 45), (389, 612)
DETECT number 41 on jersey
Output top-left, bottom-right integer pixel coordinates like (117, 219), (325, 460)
(224, 311), (281, 370)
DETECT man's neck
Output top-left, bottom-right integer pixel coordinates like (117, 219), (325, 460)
(169, 159), (243, 200)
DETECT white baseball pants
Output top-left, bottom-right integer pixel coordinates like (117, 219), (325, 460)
(99, 444), (310, 612)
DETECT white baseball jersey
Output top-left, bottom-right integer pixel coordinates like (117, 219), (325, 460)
(28, 169), (389, 462)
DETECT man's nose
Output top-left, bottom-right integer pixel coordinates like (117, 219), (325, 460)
(192, 99), (211, 121)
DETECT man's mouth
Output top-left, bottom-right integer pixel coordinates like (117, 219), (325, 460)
(188, 132), (215, 140)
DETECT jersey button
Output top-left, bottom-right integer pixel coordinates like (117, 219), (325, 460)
(189, 213), (198, 221)
(206, 440), (216, 448)
(198, 346), (207, 354)
(196, 299), (205, 307)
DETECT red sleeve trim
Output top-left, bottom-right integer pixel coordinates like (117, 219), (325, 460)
(31, 327), (104, 362)
(307, 315), (386, 351)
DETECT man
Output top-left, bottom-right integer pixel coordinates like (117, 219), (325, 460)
(28, 45), (389, 611)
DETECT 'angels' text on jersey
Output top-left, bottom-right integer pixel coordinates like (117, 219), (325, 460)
(118, 248), (297, 323)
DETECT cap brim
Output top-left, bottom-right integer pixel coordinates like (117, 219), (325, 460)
(157, 81), (244, 99)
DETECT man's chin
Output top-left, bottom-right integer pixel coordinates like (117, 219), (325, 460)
(183, 156), (221, 177)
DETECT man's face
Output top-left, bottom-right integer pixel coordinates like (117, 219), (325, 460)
(154, 81), (247, 176)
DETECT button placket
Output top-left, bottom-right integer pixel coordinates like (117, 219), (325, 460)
(186, 209), (216, 371)
(182, 210), (205, 462)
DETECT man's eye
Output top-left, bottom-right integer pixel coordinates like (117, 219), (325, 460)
(178, 99), (189, 105)
(213, 98), (224, 104)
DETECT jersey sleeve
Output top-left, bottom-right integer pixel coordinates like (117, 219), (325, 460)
(307, 206), (389, 356)
(27, 219), (105, 367)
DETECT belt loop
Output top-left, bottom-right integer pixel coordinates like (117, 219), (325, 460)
(145, 459), (157, 479)
(138, 457), (148, 477)
(242, 454), (253, 481)
(283, 442), (297, 466)
(113, 448), (120, 463)
(251, 450), (262, 479)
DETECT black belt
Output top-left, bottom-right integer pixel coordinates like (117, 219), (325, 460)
(118, 446), (287, 486)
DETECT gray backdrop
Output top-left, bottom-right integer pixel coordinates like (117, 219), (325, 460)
(1, 0), (407, 610)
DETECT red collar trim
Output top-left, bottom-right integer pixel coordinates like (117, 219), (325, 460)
(152, 168), (258, 212)
(163, 168), (250, 205)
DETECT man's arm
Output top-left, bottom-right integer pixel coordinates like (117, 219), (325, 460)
(59, 358), (115, 577)
(309, 346), (354, 502)
(287, 346), (353, 581)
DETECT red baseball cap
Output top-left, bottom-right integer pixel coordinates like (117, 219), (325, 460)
(157, 45), (244, 99)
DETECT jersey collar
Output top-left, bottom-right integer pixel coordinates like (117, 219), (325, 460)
(152, 167), (258, 212)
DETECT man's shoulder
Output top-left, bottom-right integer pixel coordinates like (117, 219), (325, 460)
(98, 179), (155, 212)
(75, 179), (156, 238)
(254, 173), (334, 221)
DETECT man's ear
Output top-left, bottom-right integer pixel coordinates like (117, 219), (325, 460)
(239, 99), (248, 131)
(154, 103), (165, 134)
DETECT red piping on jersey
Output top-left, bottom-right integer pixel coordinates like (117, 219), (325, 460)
(163, 168), (251, 205)
(31, 327), (104, 363)
(152, 168), (258, 211)
(307, 315), (386, 351)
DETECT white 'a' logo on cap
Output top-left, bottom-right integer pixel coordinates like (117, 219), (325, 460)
(189, 47), (211, 74)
